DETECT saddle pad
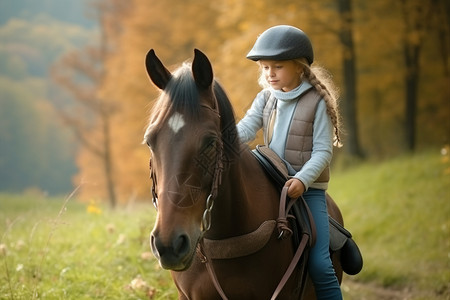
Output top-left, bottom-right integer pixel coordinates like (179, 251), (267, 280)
(252, 144), (289, 189)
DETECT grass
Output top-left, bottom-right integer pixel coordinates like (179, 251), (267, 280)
(1, 147), (449, 299)
(0, 193), (177, 299)
(329, 147), (450, 298)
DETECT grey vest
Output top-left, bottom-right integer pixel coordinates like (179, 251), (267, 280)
(262, 89), (330, 183)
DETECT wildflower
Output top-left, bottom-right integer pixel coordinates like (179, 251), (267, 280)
(87, 201), (102, 215)
(116, 234), (126, 245)
(441, 145), (450, 175)
(16, 264), (24, 272)
(127, 275), (156, 298)
(130, 275), (148, 290)
(60, 267), (71, 278)
(140, 251), (153, 260)
(15, 239), (26, 250)
(106, 223), (116, 234)
(0, 243), (7, 256)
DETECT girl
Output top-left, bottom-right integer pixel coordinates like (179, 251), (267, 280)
(237, 25), (343, 299)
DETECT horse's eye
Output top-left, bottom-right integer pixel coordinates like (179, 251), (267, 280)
(147, 137), (155, 150)
(201, 137), (217, 154)
(196, 136), (217, 169)
(144, 125), (158, 149)
(152, 196), (158, 210)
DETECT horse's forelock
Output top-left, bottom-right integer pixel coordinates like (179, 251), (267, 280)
(145, 64), (239, 157)
(144, 64), (200, 142)
(166, 64), (200, 118)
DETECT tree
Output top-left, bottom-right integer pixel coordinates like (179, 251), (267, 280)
(337, 0), (364, 158)
(51, 0), (128, 207)
(401, 0), (424, 151)
(70, 0), (449, 203)
(401, 0), (449, 151)
(52, 45), (118, 207)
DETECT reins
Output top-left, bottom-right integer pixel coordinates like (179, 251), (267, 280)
(197, 187), (314, 300)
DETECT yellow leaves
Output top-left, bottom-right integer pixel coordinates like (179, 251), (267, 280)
(238, 21), (250, 32)
(73, 0), (450, 204)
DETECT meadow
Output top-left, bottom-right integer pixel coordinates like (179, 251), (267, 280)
(1, 147), (449, 299)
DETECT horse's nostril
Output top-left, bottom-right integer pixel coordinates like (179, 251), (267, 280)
(150, 233), (162, 257)
(151, 231), (190, 260)
(173, 233), (189, 256)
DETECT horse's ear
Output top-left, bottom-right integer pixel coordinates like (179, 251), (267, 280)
(145, 49), (172, 90)
(192, 49), (213, 90)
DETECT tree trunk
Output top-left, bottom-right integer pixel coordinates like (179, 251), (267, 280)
(401, 0), (425, 152)
(102, 113), (117, 208)
(99, 9), (117, 208)
(403, 43), (420, 151)
(337, 0), (364, 158)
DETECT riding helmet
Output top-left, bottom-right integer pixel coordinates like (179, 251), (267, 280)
(246, 25), (314, 65)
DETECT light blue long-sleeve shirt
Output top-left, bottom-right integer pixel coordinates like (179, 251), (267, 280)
(236, 82), (333, 190)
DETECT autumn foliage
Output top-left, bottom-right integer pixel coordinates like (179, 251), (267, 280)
(71, 0), (449, 203)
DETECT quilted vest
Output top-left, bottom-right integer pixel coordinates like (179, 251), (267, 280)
(262, 88), (330, 183)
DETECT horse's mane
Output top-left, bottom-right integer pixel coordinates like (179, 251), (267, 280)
(213, 81), (240, 159)
(146, 63), (240, 158)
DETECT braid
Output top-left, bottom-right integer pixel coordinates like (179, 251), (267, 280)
(300, 62), (343, 147)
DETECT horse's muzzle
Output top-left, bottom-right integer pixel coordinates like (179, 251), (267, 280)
(150, 229), (195, 271)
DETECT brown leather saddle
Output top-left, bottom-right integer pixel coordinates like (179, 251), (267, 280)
(252, 144), (363, 275)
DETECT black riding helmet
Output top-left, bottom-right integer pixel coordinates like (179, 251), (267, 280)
(246, 25), (314, 65)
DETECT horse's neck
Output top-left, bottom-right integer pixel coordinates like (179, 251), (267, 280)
(207, 149), (279, 239)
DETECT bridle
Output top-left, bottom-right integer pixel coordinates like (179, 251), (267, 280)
(149, 103), (224, 234)
(148, 104), (311, 299)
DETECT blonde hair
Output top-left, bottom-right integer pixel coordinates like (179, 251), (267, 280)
(257, 59), (343, 147)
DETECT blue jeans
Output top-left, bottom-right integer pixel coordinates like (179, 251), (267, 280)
(303, 188), (342, 300)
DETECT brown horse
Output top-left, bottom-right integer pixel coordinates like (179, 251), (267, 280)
(144, 49), (344, 299)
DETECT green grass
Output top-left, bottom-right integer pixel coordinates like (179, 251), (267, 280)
(1, 147), (449, 299)
(0, 194), (177, 299)
(329, 147), (450, 298)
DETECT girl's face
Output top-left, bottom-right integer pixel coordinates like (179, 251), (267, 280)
(260, 60), (303, 92)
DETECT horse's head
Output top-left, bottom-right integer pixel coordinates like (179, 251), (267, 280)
(144, 49), (227, 271)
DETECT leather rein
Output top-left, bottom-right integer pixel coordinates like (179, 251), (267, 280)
(196, 186), (312, 300)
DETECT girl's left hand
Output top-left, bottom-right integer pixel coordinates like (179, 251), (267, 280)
(284, 178), (305, 199)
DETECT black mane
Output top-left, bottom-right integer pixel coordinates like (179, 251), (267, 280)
(213, 81), (240, 159)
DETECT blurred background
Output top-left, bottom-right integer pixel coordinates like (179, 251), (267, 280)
(0, 0), (448, 206)
(0, 1), (449, 299)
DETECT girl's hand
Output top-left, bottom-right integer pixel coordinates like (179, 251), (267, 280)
(284, 178), (305, 199)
